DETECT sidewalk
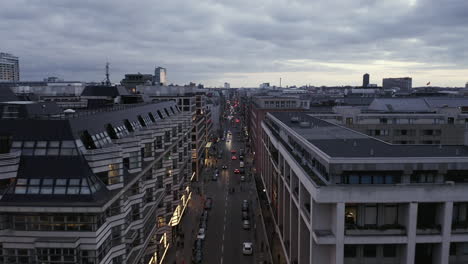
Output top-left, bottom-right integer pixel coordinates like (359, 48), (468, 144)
(164, 192), (203, 264)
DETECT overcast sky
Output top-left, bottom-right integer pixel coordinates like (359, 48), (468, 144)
(2, 0), (468, 87)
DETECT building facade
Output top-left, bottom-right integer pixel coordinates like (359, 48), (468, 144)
(259, 111), (468, 264)
(382, 77), (412, 91)
(0, 53), (19, 82)
(363, 73), (369, 88)
(0, 101), (192, 264)
(153, 68), (166, 86)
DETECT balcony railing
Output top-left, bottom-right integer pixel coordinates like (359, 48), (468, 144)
(345, 224), (406, 236)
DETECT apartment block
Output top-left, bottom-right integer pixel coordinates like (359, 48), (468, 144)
(0, 101), (192, 264)
(0, 53), (19, 82)
(260, 111), (468, 264)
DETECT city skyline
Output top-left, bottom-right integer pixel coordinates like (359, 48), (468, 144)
(1, 0), (468, 87)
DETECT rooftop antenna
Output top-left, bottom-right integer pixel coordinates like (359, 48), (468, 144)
(105, 62), (111, 86)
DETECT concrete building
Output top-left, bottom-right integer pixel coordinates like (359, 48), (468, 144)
(363, 73), (369, 88)
(383, 77), (412, 91)
(260, 111), (468, 264)
(121, 74), (154, 91)
(0, 101), (193, 264)
(0, 53), (19, 81)
(315, 98), (468, 145)
(245, 96), (311, 180)
(136, 85), (213, 181)
(154, 67), (167, 86)
(224, 82), (230, 89)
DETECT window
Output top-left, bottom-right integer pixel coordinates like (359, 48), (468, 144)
(384, 204), (398, 225)
(128, 151), (140, 169)
(383, 245), (397, 257)
(345, 205), (357, 226)
(363, 245), (377, 257)
(364, 205), (377, 226)
(344, 245), (356, 258)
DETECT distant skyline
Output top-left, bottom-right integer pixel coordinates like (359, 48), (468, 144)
(2, 0), (468, 87)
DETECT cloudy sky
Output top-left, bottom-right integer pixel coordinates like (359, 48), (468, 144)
(2, 0), (468, 87)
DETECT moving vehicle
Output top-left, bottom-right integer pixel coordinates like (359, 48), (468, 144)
(231, 149), (236, 154)
(212, 173), (218, 181)
(242, 211), (249, 220)
(242, 242), (253, 255)
(234, 169), (240, 174)
(231, 156), (237, 160)
(204, 198), (212, 209)
(222, 165), (227, 169)
(240, 161), (244, 168)
(242, 200), (249, 211)
(243, 220), (250, 230)
(197, 228), (206, 240)
(240, 175), (245, 182)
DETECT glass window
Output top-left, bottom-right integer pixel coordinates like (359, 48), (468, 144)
(12, 141), (22, 148)
(36, 141), (47, 148)
(15, 186), (27, 194)
(56, 179), (67, 186)
(17, 179), (28, 185)
(361, 175), (372, 184)
(373, 175), (384, 184)
(69, 179), (80, 186)
(344, 245), (356, 258)
(364, 205), (377, 225)
(49, 141), (60, 148)
(349, 175), (359, 184)
(42, 179), (53, 185)
(54, 187), (66, 194)
(67, 187), (80, 195)
(40, 187), (53, 194)
(34, 149), (46, 155)
(30, 179), (40, 185)
(383, 245), (397, 257)
(47, 148), (59, 155)
(24, 141), (35, 148)
(363, 245), (377, 257)
(81, 187), (91, 194)
(27, 186), (40, 194)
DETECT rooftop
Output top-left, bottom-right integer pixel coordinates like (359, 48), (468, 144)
(271, 111), (468, 158)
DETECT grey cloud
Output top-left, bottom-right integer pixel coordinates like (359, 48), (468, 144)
(1, 0), (467, 86)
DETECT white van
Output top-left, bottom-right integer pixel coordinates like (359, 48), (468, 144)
(240, 161), (244, 168)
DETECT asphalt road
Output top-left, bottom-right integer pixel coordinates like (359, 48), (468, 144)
(202, 119), (261, 264)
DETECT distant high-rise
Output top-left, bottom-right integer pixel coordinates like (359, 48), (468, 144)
(224, 82), (230, 89)
(465, 82), (468, 88)
(154, 66), (167, 85)
(363, 73), (369, 87)
(0, 52), (19, 81)
(382, 77), (412, 91)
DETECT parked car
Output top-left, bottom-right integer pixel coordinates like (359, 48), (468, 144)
(242, 242), (253, 255)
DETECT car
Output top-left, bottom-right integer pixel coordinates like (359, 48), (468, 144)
(197, 228), (206, 240)
(242, 211), (249, 220)
(193, 249), (203, 263)
(204, 198), (212, 209)
(243, 220), (250, 230)
(222, 165), (227, 169)
(234, 169), (240, 174)
(239, 155), (244, 161)
(242, 242), (253, 255)
(242, 200), (249, 211)
(212, 174), (218, 181)
(231, 149), (236, 153)
(240, 175), (245, 182)
(231, 156), (237, 160)
(193, 238), (203, 253)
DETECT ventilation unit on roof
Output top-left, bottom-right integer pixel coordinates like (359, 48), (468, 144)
(299, 121), (311, 128)
(291, 116), (300, 123)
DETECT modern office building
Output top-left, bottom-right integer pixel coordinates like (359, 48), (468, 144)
(383, 77), (412, 91)
(0, 53), (19, 82)
(246, 96), (311, 179)
(362, 73), (369, 88)
(154, 67), (167, 86)
(224, 82), (230, 89)
(0, 101), (193, 264)
(259, 111), (468, 264)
